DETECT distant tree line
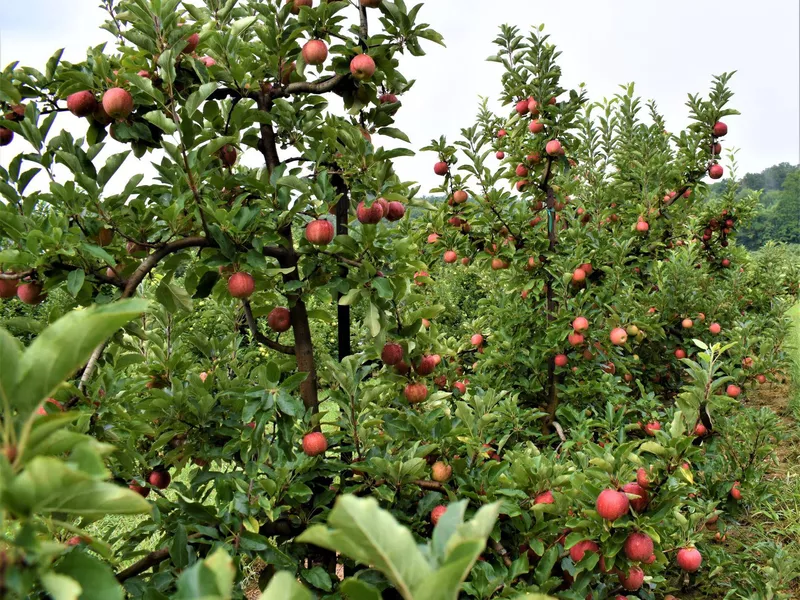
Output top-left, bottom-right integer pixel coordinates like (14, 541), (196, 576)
(710, 162), (800, 249)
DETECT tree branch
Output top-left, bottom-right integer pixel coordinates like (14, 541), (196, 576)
(242, 299), (295, 355)
(413, 479), (445, 491)
(274, 74), (349, 99)
(0, 269), (34, 280)
(116, 533), (203, 582)
(122, 237), (213, 297)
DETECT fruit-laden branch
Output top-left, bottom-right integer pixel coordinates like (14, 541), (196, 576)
(116, 533), (203, 582)
(241, 299), (295, 355)
(274, 74), (349, 99)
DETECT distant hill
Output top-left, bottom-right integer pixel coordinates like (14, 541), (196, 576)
(710, 162), (800, 250)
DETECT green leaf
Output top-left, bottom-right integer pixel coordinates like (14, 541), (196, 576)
(230, 16), (258, 38)
(297, 496), (432, 597)
(81, 243), (117, 267)
(143, 110), (178, 134)
(97, 151), (130, 187)
(377, 127), (410, 143)
(0, 328), (22, 419)
(170, 524), (190, 569)
(0, 77), (22, 104)
(45, 49), (65, 80)
(155, 281), (192, 313)
(53, 549), (124, 600)
(15, 300), (148, 416)
(366, 302), (380, 337)
(41, 572), (82, 600)
(259, 571), (312, 600)
(174, 548), (236, 599)
(340, 578), (382, 600)
(67, 269), (85, 297)
(185, 82), (218, 118)
(301, 566), (332, 591)
(6, 456), (152, 518)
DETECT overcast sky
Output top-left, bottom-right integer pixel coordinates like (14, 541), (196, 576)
(1, 0), (798, 194)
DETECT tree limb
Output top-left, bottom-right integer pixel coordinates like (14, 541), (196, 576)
(122, 237), (213, 297)
(0, 269), (34, 280)
(413, 479), (445, 491)
(116, 533), (203, 582)
(241, 299), (295, 355)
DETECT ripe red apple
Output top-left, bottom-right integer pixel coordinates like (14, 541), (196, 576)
(554, 354), (568, 367)
(491, 258), (509, 270)
(219, 144), (237, 167)
(452, 190), (468, 204)
(624, 532), (654, 562)
(452, 381), (466, 394)
(268, 307), (292, 332)
(182, 32), (200, 53)
(471, 333), (484, 347)
(712, 121), (728, 137)
(495, 151), (505, 159)
(742, 356), (753, 369)
(572, 268), (587, 283)
(431, 505), (447, 525)
(385, 201), (405, 221)
(434, 161), (449, 176)
(534, 490), (554, 505)
(681, 318), (693, 329)
(756, 374), (767, 384)
(227, 272), (254, 299)
(674, 348), (686, 359)
(497, 129), (507, 138)
(709, 322), (721, 335)
(404, 382), (428, 404)
(622, 481), (648, 512)
(36, 397), (64, 415)
(515, 164), (529, 177)
(67, 91), (98, 117)
(713, 142), (722, 155)
(17, 282), (44, 305)
(302, 39), (328, 65)
(0, 276), (18, 299)
(569, 540), (599, 563)
(286, 0), (312, 13)
(443, 250), (457, 264)
(0, 127), (13, 146)
(427, 233), (440, 244)
(350, 54), (376, 80)
(102, 88), (134, 120)
(129, 481), (150, 498)
(635, 220), (649, 233)
(596, 489), (629, 521)
(610, 327), (628, 345)
(529, 119), (544, 134)
(360, 0), (382, 6)
(381, 342), (403, 365)
(618, 566), (644, 591)
(414, 271), (429, 285)
(730, 481), (741, 500)
(200, 56), (216, 67)
(357, 201), (384, 224)
(515, 99), (529, 115)
(644, 421), (661, 436)
(305, 219), (335, 245)
(431, 461), (452, 482)
(695, 422), (707, 436)
(302, 432), (328, 457)
(545, 139), (562, 156)
(708, 164), (724, 179)
(572, 316), (589, 332)
(676, 547), (702, 572)
(568, 332), (584, 346)
(527, 98), (539, 115)
(636, 467), (651, 489)
(415, 355), (437, 376)
(379, 92), (398, 105)
(721, 258), (731, 268)
(726, 384), (741, 398)
(147, 469), (171, 489)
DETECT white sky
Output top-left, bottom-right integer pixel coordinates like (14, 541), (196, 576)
(1, 0), (798, 194)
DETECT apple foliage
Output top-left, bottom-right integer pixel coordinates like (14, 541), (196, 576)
(0, 3), (799, 600)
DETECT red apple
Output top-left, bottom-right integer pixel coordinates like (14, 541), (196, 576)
(681, 318), (693, 329)
(709, 322), (721, 335)
(676, 547), (702, 572)
(379, 92), (398, 105)
(66, 91), (98, 117)
(147, 469), (171, 489)
(302, 432), (328, 457)
(385, 201), (405, 221)
(415, 355), (437, 376)
(515, 99), (529, 115)
(443, 250), (457, 264)
(183, 32), (200, 53)
(545, 139), (562, 156)
(572, 316), (589, 332)
(695, 422), (707, 436)
(756, 374), (767, 384)
(17, 282), (44, 305)
(452, 381), (467, 394)
(516, 164), (529, 177)
(227, 272), (255, 298)
(0, 276), (18, 299)
(305, 219), (335, 245)
(529, 119), (544, 134)
(568, 332), (584, 346)
(431, 461), (452, 482)
(302, 39), (328, 65)
(434, 161), (449, 176)
(360, 0), (382, 6)
(726, 384), (741, 398)
(610, 327), (628, 345)
(497, 129), (507, 138)
(471, 334), (484, 346)
(350, 54), (376, 80)
(200, 56), (216, 67)
(636, 220), (649, 232)
(102, 88), (134, 120)
(0, 127), (13, 146)
(431, 505), (447, 525)
(622, 482), (648, 512)
(709, 164), (724, 179)
(357, 201), (384, 224)
(268, 307), (292, 332)
(129, 481), (150, 498)
(219, 144), (237, 167)
(636, 467), (651, 489)
(36, 397), (64, 415)
(730, 481), (741, 500)
(624, 532), (654, 562)
(618, 566), (644, 591)
(286, 0), (312, 13)
(554, 354), (568, 367)
(712, 121), (728, 137)
(569, 540), (599, 563)
(534, 490), (555, 505)
(674, 348), (686, 359)
(381, 342), (403, 365)
(572, 268), (587, 283)
(404, 382), (428, 404)
(596, 489), (629, 521)
(495, 151), (505, 159)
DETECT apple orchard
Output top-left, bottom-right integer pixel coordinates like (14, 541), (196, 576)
(0, 1), (798, 599)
